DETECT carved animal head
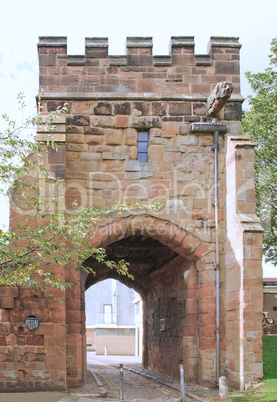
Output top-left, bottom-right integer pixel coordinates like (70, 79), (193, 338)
(206, 81), (233, 117)
(214, 81), (233, 99)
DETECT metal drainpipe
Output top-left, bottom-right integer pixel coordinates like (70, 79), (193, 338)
(189, 120), (226, 388)
(212, 121), (220, 386)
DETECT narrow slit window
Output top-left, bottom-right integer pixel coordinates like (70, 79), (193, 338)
(137, 131), (148, 163)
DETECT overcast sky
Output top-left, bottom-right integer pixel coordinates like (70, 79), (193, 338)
(0, 0), (276, 275)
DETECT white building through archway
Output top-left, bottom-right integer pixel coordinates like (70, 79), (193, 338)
(86, 279), (143, 357)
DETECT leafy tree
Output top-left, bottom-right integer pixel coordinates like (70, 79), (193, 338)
(242, 37), (277, 265)
(0, 93), (162, 296)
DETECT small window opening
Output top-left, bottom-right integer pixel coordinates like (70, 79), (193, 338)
(137, 131), (148, 163)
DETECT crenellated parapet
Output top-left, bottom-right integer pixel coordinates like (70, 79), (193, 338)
(38, 36), (242, 97)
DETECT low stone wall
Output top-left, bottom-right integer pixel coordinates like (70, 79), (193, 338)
(95, 328), (135, 355)
(86, 328), (96, 349)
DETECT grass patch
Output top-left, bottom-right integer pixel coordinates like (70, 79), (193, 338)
(263, 335), (277, 379)
(229, 336), (277, 401)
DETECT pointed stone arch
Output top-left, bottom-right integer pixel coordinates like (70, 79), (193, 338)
(81, 214), (214, 382)
(87, 214), (211, 261)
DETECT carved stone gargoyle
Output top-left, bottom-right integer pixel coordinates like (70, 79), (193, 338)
(206, 81), (233, 117)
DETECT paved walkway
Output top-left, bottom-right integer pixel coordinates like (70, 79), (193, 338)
(0, 394), (182, 402)
(0, 354), (220, 401)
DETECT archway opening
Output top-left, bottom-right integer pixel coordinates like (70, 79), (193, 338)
(85, 278), (143, 364)
(83, 234), (192, 379)
(65, 217), (213, 387)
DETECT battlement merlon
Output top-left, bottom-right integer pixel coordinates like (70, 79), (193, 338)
(38, 36), (242, 97)
(38, 35), (241, 58)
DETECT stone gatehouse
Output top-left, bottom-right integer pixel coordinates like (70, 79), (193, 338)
(0, 36), (263, 392)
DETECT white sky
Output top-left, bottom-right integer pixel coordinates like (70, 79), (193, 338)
(0, 0), (276, 276)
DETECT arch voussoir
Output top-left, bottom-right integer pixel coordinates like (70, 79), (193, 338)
(88, 215), (211, 262)
(173, 233), (201, 258)
(167, 227), (187, 249)
(107, 219), (127, 243)
(88, 225), (110, 248)
(151, 219), (178, 244)
(186, 242), (211, 261)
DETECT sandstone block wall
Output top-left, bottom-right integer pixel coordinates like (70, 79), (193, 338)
(38, 36), (241, 96)
(0, 36), (263, 392)
(0, 278), (67, 391)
